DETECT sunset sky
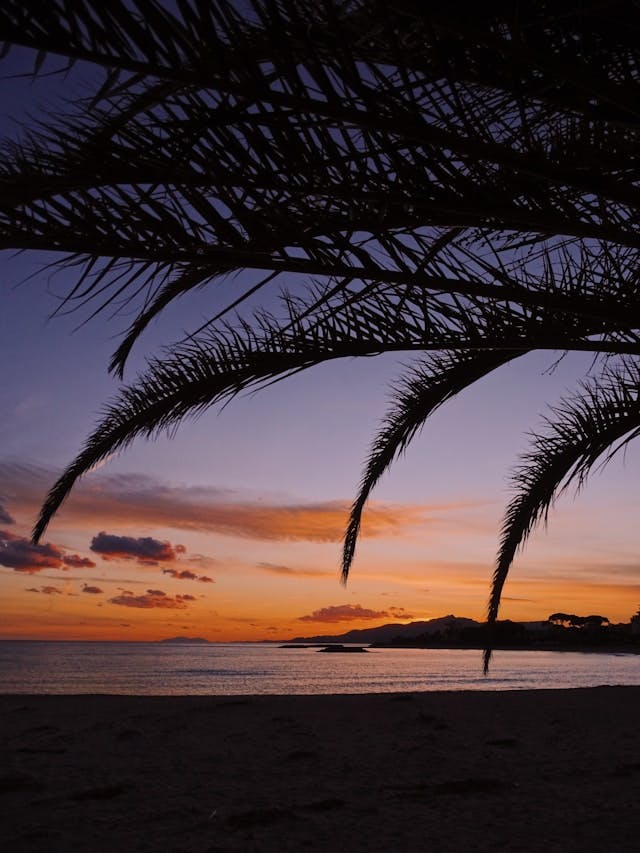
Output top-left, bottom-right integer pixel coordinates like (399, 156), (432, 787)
(2, 49), (640, 642)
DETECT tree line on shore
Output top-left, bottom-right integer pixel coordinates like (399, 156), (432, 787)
(374, 610), (640, 650)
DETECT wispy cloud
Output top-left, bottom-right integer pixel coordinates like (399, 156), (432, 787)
(297, 604), (391, 623)
(388, 606), (414, 620)
(161, 568), (214, 583)
(64, 553), (96, 568)
(1, 528), (96, 574)
(25, 585), (64, 595)
(108, 589), (194, 609)
(0, 502), (15, 525)
(255, 561), (334, 578)
(1, 461), (458, 543)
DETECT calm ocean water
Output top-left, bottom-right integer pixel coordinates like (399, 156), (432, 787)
(0, 641), (638, 694)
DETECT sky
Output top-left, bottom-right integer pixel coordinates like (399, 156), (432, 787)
(2, 47), (640, 642)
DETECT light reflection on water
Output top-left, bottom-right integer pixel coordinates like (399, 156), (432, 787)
(0, 641), (638, 695)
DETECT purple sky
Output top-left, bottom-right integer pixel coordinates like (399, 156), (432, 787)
(2, 44), (640, 639)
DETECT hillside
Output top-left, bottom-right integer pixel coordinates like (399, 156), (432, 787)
(288, 615), (479, 645)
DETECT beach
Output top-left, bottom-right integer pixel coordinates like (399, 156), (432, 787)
(2, 687), (639, 852)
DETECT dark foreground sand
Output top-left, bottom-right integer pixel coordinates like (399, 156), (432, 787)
(1, 687), (639, 852)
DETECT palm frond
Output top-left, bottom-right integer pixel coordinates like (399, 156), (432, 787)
(30, 288), (535, 544)
(4, 2), (640, 670)
(29, 243), (640, 543)
(5, 1), (640, 368)
(484, 361), (640, 672)
(342, 349), (525, 581)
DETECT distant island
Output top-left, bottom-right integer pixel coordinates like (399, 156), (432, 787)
(158, 636), (210, 644)
(288, 612), (640, 653)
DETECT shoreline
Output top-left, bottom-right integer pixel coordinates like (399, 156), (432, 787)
(2, 636), (639, 654)
(2, 687), (640, 851)
(371, 641), (640, 654)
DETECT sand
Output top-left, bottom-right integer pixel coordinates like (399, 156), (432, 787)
(1, 687), (639, 852)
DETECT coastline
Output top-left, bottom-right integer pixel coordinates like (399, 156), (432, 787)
(2, 687), (640, 851)
(370, 641), (640, 654)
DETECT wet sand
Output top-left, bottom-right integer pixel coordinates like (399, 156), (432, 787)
(2, 687), (640, 852)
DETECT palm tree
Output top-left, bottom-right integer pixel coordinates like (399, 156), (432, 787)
(3, 1), (640, 668)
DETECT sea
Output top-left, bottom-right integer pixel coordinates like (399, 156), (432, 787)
(0, 641), (638, 694)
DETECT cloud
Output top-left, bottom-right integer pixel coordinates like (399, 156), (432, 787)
(82, 584), (103, 595)
(206, 501), (417, 543)
(63, 554), (96, 569)
(90, 493), (418, 543)
(162, 568), (197, 580)
(90, 532), (186, 566)
(108, 589), (192, 609)
(388, 606), (415, 620)
(298, 604), (390, 623)
(0, 503), (14, 525)
(0, 462), (438, 543)
(161, 568), (214, 583)
(187, 554), (219, 568)
(255, 561), (333, 578)
(0, 528), (96, 574)
(25, 584), (64, 595)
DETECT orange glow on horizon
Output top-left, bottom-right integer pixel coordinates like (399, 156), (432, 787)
(2, 463), (639, 642)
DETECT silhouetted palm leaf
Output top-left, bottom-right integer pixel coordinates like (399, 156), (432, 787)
(28, 292), (538, 542)
(342, 349), (525, 581)
(2, 2), (640, 667)
(4, 1), (640, 371)
(484, 362), (640, 671)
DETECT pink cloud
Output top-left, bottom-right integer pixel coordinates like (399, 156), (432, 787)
(162, 568), (214, 583)
(388, 606), (414, 620)
(82, 584), (103, 594)
(298, 604), (390, 623)
(0, 528), (96, 574)
(108, 589), (191, 609)
(256, 562), (334, 578)
(90, 532), (186, 565)
(25, 585), (64, 595)
(63, 554), (96, 569)
(0, 502), (14, 525)
(1, 463), (438, 544)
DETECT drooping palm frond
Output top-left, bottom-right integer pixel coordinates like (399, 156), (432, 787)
(342, 349), (525, 582)
(4, 1), (640, 374)
(34, 236), (621, 544)
(28, 283), (548, 543)
(3, 1), (640, 664)
(32, 243), (638, 545)
(483, 362), (640, 672)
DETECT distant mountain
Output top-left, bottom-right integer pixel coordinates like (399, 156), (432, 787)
(158, 636), (209, 644)
(288, 615), (479, 645)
